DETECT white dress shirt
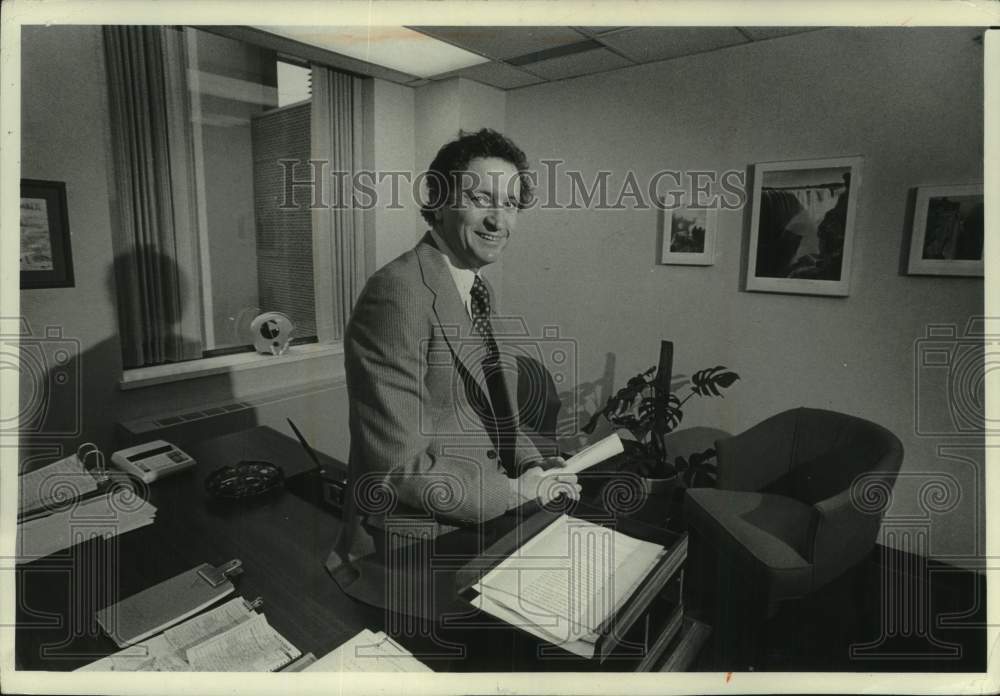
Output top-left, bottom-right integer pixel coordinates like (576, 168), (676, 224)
(429, 228), (478, 318)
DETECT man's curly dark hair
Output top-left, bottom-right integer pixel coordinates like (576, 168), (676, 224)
(420, 128), (534, 225)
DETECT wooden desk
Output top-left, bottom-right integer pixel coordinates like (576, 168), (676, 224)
(15, 426), (706, 672)
(15, 426), (373, 671)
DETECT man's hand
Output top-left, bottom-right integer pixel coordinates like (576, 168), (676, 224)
(534, 455), (568, 471)
(507, 461), (581, 509)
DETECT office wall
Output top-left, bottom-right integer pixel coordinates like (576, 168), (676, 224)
(503, 28), (985, 567)
(370, 78), (418, 270)
(19, 26), (123, 459)
(414, 79), (464, 219)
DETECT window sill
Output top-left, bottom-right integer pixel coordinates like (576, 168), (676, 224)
(119, 342), (344, 391)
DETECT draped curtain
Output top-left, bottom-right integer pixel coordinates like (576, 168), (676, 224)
(311, 65), (367, 341)
(103, 26), (202, 368)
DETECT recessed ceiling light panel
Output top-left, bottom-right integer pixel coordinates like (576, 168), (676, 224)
(256, 25), (490, 78)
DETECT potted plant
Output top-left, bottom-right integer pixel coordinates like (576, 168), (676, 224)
(583, 365), (739, 498)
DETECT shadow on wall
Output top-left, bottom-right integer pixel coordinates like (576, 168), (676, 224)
(554, 353), (617, 453)
(532, 349), (733, 458)
(561, 352), (618, 453)
(16, 246), (245, 473)
(513, 351), (618, 455)
(525, 352), (728, 454)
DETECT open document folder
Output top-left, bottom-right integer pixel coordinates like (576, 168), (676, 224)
(19, 452), (100, 517)
(17, 487), (157, 564)
(470, 514), (665, 659)
(79, 597), (300, 672)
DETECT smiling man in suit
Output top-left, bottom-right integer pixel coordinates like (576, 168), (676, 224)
(328, 129), (578, 577)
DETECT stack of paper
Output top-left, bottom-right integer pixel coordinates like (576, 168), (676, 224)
(304, 629), (432, 672)
(78, 597), (301, 672)
(17, 487), (157, 564)
(471, 514), (664, 658)
(19, 453), (99, 517)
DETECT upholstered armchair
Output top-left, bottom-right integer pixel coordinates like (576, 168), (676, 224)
(683, 407), (903, 667)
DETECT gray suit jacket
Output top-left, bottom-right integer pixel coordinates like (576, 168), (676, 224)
(328, 234), (543, 573)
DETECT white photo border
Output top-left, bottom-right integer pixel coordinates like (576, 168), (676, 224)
(660, 206), (717, 266)
(746, 155), (864, 297)
(907, 183), (984, 277)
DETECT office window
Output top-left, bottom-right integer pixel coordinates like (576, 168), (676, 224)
(189, 31), (318, 354)
(104, 27), (366, 369)
(277, 60), (311, 107)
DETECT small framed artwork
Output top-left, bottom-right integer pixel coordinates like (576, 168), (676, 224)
(20, 179), (74, 289)
(746, 156), (863, 297)
(660, 204), (717, 265)
(906, 184), (983, 277)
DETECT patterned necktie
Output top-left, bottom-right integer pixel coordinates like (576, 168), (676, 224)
(469, 275), (515, 473)
(470, 275), (499, 361)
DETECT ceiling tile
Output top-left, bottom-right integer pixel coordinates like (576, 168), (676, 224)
(739, 27), (823, 41)
(598, 26), (749, 63)
(521, 47), (634, 81)
(411, 26), (588, 61)
(435, 61), (546, 89)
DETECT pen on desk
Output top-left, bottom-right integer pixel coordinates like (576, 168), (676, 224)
(286, 418), (323, 471)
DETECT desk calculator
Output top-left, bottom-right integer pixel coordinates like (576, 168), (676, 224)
(111, 440), (196, 483)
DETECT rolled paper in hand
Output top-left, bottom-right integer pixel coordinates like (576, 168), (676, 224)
(559, 433), (624, 475)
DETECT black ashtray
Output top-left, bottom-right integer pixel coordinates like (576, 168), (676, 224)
(205, 460), (284, 500)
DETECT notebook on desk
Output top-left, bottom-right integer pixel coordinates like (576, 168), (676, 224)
(95, 560), (243, 647)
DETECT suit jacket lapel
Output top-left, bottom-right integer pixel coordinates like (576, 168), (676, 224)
(416, 235), (493, 403)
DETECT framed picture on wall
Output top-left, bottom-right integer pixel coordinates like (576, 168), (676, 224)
(906, 184), (983, 277)
(20, 179), (74, 289)
(746, 156), (863, 297)
(659, 203), (717, 266)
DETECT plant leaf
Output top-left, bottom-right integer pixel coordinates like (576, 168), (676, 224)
(691, 366), (740, 398)
(713, 371), (740, 389)
(688, 447), (716, 469)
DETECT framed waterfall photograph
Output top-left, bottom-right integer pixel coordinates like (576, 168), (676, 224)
(745, 156), (863, 296)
